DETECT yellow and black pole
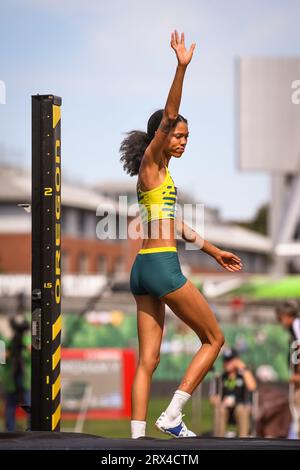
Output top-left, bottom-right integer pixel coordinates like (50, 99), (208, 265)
(31, 95), (62, 431)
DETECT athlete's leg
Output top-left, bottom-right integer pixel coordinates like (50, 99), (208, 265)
(154, 279), (224, 437)
(161, 279), (224, 394)
(131, 294), (165, 421)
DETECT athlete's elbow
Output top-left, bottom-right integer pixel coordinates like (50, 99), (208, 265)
(164, 111), (178, 122)
(183, 234), (196, 243)
(183, 229), (196, 243)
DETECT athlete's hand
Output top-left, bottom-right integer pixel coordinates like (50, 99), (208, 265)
(214, 250), (243, 272)
(171, 30), (196, 66)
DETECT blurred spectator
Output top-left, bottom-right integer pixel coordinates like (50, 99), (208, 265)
(256, 364), (278, 382)
(209, 347), (257, 437)
(255, 384), (291, 438)
(276, 300), (300, 438)
(2, 296), (31, 431)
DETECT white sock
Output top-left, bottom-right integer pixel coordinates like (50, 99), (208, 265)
(131, 420), (146, 439)
(165, 389), (191, 420)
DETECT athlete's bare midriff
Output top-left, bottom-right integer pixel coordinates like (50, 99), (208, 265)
(141, 218), (177, 249)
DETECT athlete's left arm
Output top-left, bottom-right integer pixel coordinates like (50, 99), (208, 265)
(176, 217), (197, 243)
(176, 218), (243, 273)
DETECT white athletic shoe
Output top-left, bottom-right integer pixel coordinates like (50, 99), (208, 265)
(155, 411), (197, 438)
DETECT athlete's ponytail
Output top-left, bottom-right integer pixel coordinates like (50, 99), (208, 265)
(119, 130), (151, 176)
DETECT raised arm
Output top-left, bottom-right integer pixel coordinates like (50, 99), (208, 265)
(144, 30), (196, 166)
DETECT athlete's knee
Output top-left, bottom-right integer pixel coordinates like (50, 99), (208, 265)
(202, 329), (224, 351)
(138, 355), (160, 374)
(215, 330), (225, 349)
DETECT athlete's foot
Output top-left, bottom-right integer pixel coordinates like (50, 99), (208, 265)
(155, 411), (197, 438)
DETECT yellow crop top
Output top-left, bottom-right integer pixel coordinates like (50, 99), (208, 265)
(137, 165), (177, 223)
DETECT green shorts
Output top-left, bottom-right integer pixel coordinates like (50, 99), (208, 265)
(130, 247), (187, 298)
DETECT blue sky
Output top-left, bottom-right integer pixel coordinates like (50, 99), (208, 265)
(1, 0), (300, 220)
